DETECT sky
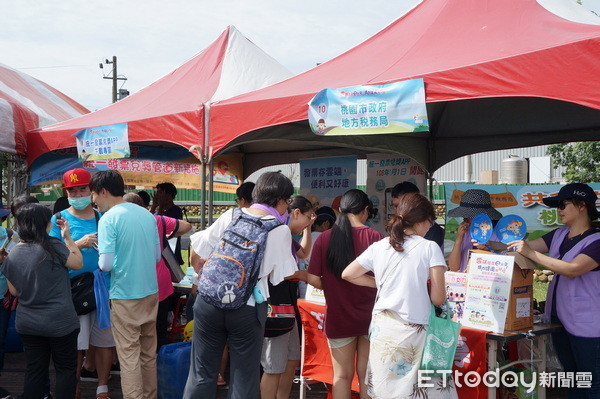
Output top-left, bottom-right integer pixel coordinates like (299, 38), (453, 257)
(2, 0), (599, 111)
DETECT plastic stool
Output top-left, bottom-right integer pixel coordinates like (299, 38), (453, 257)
(168, 295), (187, 342)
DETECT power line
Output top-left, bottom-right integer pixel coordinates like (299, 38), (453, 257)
(16, 65), (88, 70)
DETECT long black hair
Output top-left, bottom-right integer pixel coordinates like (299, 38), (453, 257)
(15, 203), (63, 265)
(327, 189), (372, 279)
(10, 194), (39, 214)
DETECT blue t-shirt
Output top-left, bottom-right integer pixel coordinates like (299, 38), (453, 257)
(98, 202), (159, 300)
(0, 226), (9, 296)
(50, 210), (100, 278)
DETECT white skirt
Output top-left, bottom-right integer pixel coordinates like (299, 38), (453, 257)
(366, 310), (458, 399)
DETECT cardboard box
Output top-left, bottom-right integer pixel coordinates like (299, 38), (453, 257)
(479, 170), (499, 184)
(468, 249), (536, 331)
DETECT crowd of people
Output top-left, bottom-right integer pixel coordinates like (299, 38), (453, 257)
(0, 167), (598, 399)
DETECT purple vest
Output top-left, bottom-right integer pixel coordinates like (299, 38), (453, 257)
(544, 227), (600, 338)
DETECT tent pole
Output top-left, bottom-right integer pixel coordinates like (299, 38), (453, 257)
(427, 172), (433, 200)
(200, 161), (206, 230)
(200, 102), (212, 230)
(208, 158), (214, 225)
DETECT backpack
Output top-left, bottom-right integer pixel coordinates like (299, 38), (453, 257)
(265, 279), (298, 337)
(198, 208), (281, 310)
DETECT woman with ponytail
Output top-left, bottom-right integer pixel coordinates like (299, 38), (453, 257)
(292, 189), (383, 399)
(342, 193), (455, 398)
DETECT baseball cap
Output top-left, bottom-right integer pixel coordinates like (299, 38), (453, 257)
(315, 206), (336, 225)
(63, 168), (91, 188)
(542, 183), (598, 208)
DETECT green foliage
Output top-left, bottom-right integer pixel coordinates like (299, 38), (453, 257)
(547, 142), (600, 183)
(533, 280), (548, 302)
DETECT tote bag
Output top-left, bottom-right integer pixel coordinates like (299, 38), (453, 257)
(160, 216), (185, 283)
(420, 304), (460, 374)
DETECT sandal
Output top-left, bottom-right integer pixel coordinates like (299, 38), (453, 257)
(217, 374), (227, 386)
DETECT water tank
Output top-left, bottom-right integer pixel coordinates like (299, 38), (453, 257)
(501, 155), (528, 184)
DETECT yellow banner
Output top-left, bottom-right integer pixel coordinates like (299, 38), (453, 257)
(93, 154), (243, 193)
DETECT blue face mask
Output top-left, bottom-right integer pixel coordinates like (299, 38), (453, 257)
(68, 196), (92, 210)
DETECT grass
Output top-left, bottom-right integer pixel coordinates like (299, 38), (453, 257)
(181, 248), (191, 270)
(533, 280), (548, 302)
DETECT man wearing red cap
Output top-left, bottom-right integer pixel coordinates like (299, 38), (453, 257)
(50, 168), (115, 399)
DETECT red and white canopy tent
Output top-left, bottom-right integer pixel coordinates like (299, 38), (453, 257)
(208, 0), (600, 176)
(0, 63), (88, 156)
(26, 26), (292, 165)
(0, 63), (88, 200)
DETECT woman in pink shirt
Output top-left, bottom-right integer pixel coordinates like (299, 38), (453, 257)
(123, 193), (192, 350)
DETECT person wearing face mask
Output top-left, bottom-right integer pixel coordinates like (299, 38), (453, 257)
(50, 169), (115, 399)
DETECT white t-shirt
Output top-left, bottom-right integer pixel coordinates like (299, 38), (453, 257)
(356, 235), (447, 324)
(189, 208), (298, 306)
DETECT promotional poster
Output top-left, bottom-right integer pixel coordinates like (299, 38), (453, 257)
(462, 253), (515, 333)
(299, 156), (357, 209)
(308, 79), (428, 136)
(365, 153), (427, 234)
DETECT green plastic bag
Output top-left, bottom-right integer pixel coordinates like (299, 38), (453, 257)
(420, 304), (460, 374)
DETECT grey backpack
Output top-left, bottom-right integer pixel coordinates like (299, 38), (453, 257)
(198, 208), (281, 309)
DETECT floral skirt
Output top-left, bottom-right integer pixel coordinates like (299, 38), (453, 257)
(366, 310), (457, 399)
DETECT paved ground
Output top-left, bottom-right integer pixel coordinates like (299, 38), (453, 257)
(0, 351), (329, 398)
(0, 350), (569, 398)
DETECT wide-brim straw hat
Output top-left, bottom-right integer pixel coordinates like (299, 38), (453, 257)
(447, 189), (503, 220)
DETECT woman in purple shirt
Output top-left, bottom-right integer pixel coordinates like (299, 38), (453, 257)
(509, 183), (600, 399)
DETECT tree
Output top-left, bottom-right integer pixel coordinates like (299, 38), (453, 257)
(546, 142), (600, 183)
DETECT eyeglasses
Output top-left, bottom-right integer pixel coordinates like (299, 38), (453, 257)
(557, 200), (573, 210)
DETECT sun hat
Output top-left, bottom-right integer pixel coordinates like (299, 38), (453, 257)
(542, 183), (598, 207)
(63, 168), (91, 188)
(447, 189), (503, 220)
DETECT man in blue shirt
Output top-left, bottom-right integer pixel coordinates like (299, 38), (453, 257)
(90, 170), (160, 399)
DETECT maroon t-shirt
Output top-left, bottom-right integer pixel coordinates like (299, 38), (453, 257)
(308, 226), (385, 338)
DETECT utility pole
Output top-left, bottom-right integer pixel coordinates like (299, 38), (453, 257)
(100, 56), (127, 103)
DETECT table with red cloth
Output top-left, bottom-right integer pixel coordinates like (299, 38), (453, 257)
(297, 299), (360, 394)
(298, 300), (559, 399)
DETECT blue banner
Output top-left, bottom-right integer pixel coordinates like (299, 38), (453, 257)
(74, 122), (130, 161)
(308, 78), (428, 136)
(299, 156), (357, 210)
(444, 183), (600, 243)
(30, 145), (195, 186)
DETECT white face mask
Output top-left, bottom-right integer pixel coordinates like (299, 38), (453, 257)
(68, 196), (92, 210)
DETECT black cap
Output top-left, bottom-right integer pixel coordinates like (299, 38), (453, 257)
(315, 206), (336, 225)
(543, 183), (598, 208)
